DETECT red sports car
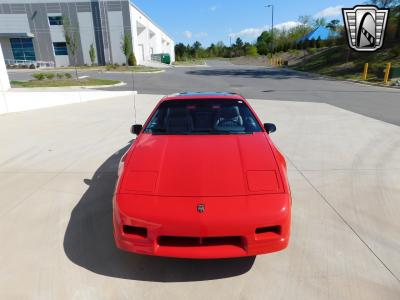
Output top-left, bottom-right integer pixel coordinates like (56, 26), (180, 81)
(113, 92), (291, 259)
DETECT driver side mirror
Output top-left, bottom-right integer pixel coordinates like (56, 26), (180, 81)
(264, 123), (277, 134)
(131, 124), (143, 135)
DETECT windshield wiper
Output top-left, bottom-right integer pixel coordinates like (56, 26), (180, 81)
(193, 129), (252, 135)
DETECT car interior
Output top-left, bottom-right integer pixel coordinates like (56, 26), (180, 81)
(145, 100), (262, 134)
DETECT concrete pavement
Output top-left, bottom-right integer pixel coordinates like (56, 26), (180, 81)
(0, 94), (399, 299)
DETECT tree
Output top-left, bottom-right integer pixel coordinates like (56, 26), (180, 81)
(256, 31), (273, 55)
(245, 44), (258, 56)
(89, 43), (96, 65)
(175, 43), (187, 60)
(368, 0), (399, 7)
(326, 19), (340, 33)
(121, 32), (133, 66)
(128, 52), (136, 66)
(235, 37), (244, 48)
(313, 18), (327, 27)
(298, 15), (312, 27)
(63, 16), (79, 79)
(233, 38), (245, 56)
(192, 41), (202, 58)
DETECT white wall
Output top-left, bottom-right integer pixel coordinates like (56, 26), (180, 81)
(0, 43), (11, 114)
(129, 4), (175, 64)
(0, 14), (31, 35)
(78, 12), (97, 65)
(0, 43), (10, 92)
(108, 11), (126, 65)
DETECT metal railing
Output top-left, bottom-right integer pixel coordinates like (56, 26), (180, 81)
(4, 59), (55, 69)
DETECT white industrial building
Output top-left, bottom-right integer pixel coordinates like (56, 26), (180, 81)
(0, 0), (175, 67)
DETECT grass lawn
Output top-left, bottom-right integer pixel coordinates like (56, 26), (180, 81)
(173, 59), (206, 66)
(52, 65), (162, 73)
(11, 78), (121, 88)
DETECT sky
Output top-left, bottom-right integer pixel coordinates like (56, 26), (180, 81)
(133, 0), (362, 47)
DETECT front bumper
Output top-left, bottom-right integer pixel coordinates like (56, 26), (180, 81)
(113, 193), (291, 259)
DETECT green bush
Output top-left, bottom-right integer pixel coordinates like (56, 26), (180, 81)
(64, 73), (72, 79)
(45, 73), (55, 80)
(390, 45), (400, 57)
(128, 52), (137, 66)
(245, 45), (259, 57)
(56, 73), (64, 80)
(307, 48), (318, 55)
(32, 73), (46, 80)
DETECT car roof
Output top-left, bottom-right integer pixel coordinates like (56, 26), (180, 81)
(162, 92), (245, 101)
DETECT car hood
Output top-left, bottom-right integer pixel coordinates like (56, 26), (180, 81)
(120, 133), (284, 197)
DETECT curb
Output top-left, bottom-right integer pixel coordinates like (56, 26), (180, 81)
(82, 82), (126, 89)
(10, 81), (126, 91)
(103, 70), (165, 74)
(173, 64), (209, 68)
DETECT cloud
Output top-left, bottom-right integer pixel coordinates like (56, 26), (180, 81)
(209, 5), (217, 12)
(183, 31), (208, 39)
(183, 30), (192, 39)
(275, 21), (302, 30)
(229, 21), (300, 39)
(195, 32), (208, 38)
(314, 5), (343, 18)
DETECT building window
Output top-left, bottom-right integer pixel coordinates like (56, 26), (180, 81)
(53, 42), (68, 55)
(48, 16), (63, 26)
(10, 38), (36, 61)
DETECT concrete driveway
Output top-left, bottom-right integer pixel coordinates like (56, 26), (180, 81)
(0, 94), (399, 299)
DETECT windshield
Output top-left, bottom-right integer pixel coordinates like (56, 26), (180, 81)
(144, 99), (263, 135)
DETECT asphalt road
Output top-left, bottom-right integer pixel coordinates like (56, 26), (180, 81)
(1, 94), (399, 299)
(8, 60), (400, 126)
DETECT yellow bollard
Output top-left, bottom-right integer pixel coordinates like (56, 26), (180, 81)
(384, 63), (391, 84)
(362, 63), (369, 80)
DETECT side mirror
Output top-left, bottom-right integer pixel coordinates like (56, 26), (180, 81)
(264, 123), (277, 134)
(131, 124), (143, 135)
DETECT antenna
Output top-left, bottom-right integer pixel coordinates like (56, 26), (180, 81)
(131, 62), (137, 124)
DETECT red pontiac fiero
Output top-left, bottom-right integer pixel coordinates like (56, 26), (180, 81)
(113, 92), (291, 259)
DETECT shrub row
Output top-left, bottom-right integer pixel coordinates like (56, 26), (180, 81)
(32, 73), (73, 80)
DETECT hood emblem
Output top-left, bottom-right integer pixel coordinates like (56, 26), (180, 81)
(197, 204), (205, 213)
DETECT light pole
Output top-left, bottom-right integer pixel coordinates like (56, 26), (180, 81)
(266, 4), (274, 53)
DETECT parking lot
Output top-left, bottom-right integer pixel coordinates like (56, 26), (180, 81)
(0, 93), (399, 299)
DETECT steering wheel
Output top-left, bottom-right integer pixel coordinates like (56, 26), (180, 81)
(217, 118), (242, 127)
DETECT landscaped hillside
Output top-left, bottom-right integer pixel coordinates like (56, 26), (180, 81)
(292, 43), (400, 82)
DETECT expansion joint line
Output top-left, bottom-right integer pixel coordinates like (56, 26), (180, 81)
(286, 157), (400, 283)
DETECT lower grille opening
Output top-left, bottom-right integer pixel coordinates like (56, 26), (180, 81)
(158, 236), (243, 248)
(123, 225), (147, 238)
(256, 225), (281, 235)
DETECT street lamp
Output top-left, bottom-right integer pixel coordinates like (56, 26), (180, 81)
(266, 4), (274, 53)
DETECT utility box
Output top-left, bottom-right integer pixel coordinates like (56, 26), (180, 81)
(151, 53), (171, 65)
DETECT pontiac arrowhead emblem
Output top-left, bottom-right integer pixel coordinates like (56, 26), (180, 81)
(197, 204), (205, 213)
